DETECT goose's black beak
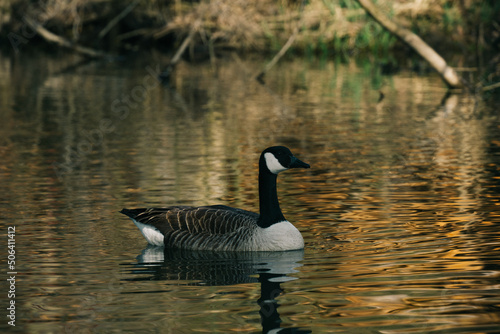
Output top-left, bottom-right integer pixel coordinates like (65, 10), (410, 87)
(289, 156), (310, 169)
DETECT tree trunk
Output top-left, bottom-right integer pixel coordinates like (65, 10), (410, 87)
(356, 0), (463, 89)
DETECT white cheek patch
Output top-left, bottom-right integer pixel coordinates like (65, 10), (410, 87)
(264, 152), (288, 174)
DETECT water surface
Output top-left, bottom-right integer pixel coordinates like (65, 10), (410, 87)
(1, 51), (500, 333)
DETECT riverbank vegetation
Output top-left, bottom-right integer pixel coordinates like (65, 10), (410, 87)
(2, 0), (498, 55)
(1, 1), (499, 91)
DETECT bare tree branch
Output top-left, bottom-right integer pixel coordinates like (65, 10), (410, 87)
(356, 0), (464, 89)
(24, 17), (108, 58)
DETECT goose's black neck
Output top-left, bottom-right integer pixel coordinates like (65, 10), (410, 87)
(257, 162), (286, 228)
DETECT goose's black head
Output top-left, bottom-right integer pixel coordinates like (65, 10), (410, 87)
(260, 146), (310, 175)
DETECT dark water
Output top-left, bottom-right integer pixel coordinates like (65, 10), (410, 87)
(1, 51), (500, 333)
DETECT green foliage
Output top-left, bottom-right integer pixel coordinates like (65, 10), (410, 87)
(339, 0), (360, 9)
(442, 2), (462, 33)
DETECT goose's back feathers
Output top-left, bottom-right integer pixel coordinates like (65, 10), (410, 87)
(121, 206), (262, 251)
(122, 205), (259, 234)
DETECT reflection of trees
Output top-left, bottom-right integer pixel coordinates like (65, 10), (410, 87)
(2, 52), (499, 332)
(4, 52), (496, 250)
(307, 92), (498, 325)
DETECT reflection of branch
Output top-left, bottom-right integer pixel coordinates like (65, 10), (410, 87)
(24, 17), (108, 58)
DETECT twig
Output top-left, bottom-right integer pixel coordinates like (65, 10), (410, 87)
(117, 28), (154, 42)
(483, 82), (500, 92)
(255, 27), (298, 84)
(255, 0), (307, 83)
(171, 23), (200, 65)
(24, 17), (107, 58)
(98, 0), (140, 40)
(159, 18), (203, 81)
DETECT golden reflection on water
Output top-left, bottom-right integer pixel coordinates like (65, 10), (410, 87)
(0, 52), (499, 333)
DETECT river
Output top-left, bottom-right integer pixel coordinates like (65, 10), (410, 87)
(1, 50), (499, 333)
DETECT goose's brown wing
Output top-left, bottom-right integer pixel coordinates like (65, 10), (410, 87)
(121, 205), (259, 250)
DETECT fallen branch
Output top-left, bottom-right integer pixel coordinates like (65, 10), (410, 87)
(24, 17), (107, 58)
(355, 0), (464, 89)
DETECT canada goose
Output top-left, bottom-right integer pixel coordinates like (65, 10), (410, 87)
(120, 146), (310, 251)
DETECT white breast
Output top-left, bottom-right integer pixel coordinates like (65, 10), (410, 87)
(247, 221), (304, 251)
(131, 217), (303, 251)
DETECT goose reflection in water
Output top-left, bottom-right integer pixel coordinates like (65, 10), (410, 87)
(123, 246), (311, 333)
